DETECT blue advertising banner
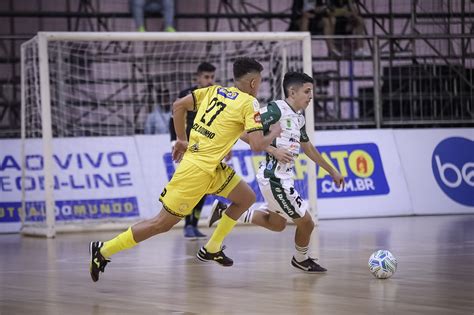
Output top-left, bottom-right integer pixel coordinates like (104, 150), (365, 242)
(163, 142), (390, 203)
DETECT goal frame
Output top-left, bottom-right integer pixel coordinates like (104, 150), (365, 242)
(20, 31), (316, 237)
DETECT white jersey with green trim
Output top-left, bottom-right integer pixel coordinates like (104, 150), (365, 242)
(257, 100), (309, 180)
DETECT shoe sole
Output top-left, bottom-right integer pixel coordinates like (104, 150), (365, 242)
(196, 252), (233, 267)
(89, 242), (99, 282)
(291, 261), (327, 273)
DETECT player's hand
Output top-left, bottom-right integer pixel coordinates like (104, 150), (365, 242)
(224, 151), (232, 162)
(172, 139), (188, 163)
(273, 148), (293, 164)
(269, 122), (283, 138)
(331, 171), (345, 188)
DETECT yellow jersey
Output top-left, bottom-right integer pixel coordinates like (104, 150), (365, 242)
(182, 85), (263, 174)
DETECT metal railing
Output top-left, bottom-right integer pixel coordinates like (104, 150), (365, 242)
(311, 34), (473, 129)
(0, 34), (473, 138)
(0, 36), (31, 138)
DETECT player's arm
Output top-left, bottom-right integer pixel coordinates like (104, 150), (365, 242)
(240, 128), (283, 153)
(247, 125), (282, 152)
(301, 140), (345, 187)
(243, 100), (283, 152)
(169, 88), (190, 144)
(172, 94), (194, 141)
(171, 94), (194, 161)
(169, 116), (177, 143)
(239, 131), (249, 143)
(266, 145), (293, 164)
(245, 132), (292, 163)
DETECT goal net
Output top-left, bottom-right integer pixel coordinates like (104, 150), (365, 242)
(21, 32), (314, 237)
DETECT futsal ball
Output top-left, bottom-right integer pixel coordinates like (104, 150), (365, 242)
(368, 250), (397, 279)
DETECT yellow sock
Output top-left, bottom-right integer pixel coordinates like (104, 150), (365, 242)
(100, 227), (137, 258)
(205, 213), (237, 253)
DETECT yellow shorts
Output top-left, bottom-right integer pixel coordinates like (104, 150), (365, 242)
(159, 159), (241, 218)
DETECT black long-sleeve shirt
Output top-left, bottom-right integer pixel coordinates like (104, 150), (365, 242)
(169, 86), (198, 141)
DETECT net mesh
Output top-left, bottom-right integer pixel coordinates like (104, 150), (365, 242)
(26, 39), (304, 137)
(21, 35), (308, 234)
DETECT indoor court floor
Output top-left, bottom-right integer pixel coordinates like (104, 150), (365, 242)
(1, 214), (473, 315)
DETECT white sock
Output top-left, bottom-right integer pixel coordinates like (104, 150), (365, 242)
(241, 209), (255, 224)
(294, 244), (309, 262)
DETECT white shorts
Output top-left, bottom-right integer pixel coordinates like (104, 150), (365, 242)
(256, 173), (308, 220)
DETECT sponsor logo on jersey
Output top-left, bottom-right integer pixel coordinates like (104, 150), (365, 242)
(266, 160), (274, 170)
(217, 87), (238, 100)
(253, 99), (260, 112)
(190, 142), (199, 152)
(254, 112), (261, 123)
(275, 191), (295, 215)
(432, 137), (473, 206)
(262, 116), (275, 126)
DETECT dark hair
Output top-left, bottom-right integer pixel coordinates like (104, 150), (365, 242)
(282, 72), (314, 98)
(233, 57), (263, 80)
(197, 62), (216, 74)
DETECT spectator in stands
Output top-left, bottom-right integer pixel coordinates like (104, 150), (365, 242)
(298, 0), (367, 57)
(299, 0), (340, 57)
(330, 0), (367, 56)
(131, 0), (176, 32)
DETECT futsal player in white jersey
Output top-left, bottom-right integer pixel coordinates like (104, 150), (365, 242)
(209, 72), (345, 273)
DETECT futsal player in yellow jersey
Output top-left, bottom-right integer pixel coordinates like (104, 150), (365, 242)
(89, 57), (282, 282)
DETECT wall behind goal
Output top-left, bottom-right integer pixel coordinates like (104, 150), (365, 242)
(1, 129), (473, 233)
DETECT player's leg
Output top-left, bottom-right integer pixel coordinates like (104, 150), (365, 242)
(197, 164), (254, 266)
(183, 196), (206, 240)
(183, 214), (196, 239)
(130, 0), (146, 31)
(208, 171), (288, 232)
(89, 208), (182, 282)
(208, 202), (287, 232)
(190, 196), (207, 238)
(242, 175), (291, 231)
(89, 159), (210, 282)
(222, 180), (256, 220)
(290, 211), (326, 273)
(249, 209), (287, 232)
(292, 211), (315, 262)
(130, 208), (182, 242)
(210, 179), (255, 246)
(260, 177), (326, 273)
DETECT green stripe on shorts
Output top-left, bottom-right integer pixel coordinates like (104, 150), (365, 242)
(269, 178), (300, 219)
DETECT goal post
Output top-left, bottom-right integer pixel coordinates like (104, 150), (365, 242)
(20, 31), (316, 237)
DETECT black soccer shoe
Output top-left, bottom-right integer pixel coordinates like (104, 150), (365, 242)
(89, 241), (111, 282)
(291, 256), (327, 273)
(196, 245), (233, 267)
(208, 200), (228, 227)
